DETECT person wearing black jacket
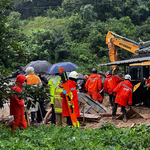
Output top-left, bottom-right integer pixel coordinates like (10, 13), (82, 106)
(36, 74), (48, 123)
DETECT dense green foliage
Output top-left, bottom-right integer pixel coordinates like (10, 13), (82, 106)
(1, 0), (150, 107)
(0, 123), (150, 149)
(1, 0), (150, 74)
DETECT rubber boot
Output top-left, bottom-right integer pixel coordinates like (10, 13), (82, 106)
(123, 114), (127, 123)
(112, 115), (116, 120)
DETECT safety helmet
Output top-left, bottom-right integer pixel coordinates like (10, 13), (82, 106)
(69, 71), (79, 79)
(25, 66), (34, 75)
(92, 68), (97, 73)
(107, 71), (112, 76)
(124, 74), (131, 81)
(105, 71), (112, 76)
(84, 75), (89, 79)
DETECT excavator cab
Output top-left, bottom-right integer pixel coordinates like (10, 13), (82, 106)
(129, 63), (150, 106)
(102, 31), (150, 106)
(129, 63), (150, 86)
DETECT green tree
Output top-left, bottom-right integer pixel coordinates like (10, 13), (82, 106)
(13, 0), (63, 19)
(7, 11), (22, 29)
(66, 13), (91, 42)
(135, 17), (150, 41)
(27, 28), (70, 64)
(79, 4), (97, 23)
(0, 0), (25, 108)
(0, 0), (27, 75)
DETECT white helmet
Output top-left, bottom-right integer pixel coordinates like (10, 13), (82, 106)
(25, 66), (34, 75)
(69, 71), (79, 79)
(124, 74), (131, 81)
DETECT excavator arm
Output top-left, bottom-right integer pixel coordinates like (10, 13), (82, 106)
(106, 31), (139, 64)
(105, 31), (150, 106)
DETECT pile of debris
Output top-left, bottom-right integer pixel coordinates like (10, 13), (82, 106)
(77, 92), (107, 122)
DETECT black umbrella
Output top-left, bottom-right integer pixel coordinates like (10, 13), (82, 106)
(24, 60), (52, 74)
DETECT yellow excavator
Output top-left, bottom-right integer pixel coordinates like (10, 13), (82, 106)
(106, 31), (150, 70)
(105, 31), (150, 106)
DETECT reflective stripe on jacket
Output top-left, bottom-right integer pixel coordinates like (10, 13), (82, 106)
(54, 85), (63, 114)
(103, 75), (122, 94)
(68, 80), (80, 117)
(113, 80), (133, 107)
(61, 79), (80, 117)
(61, 91), (73, 117)
(48, 75), (61, 104)
(26, 74), (40, 84)
(85, 74), (102, 93)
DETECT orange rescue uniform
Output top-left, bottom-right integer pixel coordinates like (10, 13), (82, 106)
(10, 75), (27, 131)
(103, 75), (122, 95)
(85, 73), (103, 102)
(113, 80), (133, 107)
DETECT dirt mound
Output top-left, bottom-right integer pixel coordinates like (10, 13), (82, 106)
(80, 96), (150, 129)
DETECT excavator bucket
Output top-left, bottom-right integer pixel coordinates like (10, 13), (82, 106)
(133, 82), (141, 92)
(116, 107), (143, 120)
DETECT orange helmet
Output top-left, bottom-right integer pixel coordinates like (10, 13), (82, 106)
(84, 75), (89, 79)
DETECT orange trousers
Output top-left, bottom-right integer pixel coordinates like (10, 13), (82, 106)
(12, 115), (27, 131)
(88, 91), (103, 102)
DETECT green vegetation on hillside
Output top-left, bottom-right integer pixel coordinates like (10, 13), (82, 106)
(22, 17), (66, 36)
(2, 0), (150, 74)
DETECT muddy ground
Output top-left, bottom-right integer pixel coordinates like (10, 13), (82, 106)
(80, 96), (150, 129)
(2, 96), (150, 130)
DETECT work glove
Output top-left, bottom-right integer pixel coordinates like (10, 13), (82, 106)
(110, 92), (114, 96)
(128, 101), (132, 106)
(62, 90), (67, 95)
(143, 84), (148, 88)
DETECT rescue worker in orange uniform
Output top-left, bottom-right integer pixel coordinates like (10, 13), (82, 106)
(103, 71), (122, 107)
(112, 74), (133, 122)
(85, 68), (103, 103)
(79, 74), (89, 93)
(10, 75), (27, 131)
(61, 71), (80, 126)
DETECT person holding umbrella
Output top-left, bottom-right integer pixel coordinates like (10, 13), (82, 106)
(48, 74), (61, 125)
(46, 62), (79, 125)
(24, 67), (42, 123)
(36, 74), (48, 123)
(53, 80), (67, 127)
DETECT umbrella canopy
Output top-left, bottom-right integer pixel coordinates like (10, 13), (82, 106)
(24, 60), (52, 74)
(46, 62), (78, 75)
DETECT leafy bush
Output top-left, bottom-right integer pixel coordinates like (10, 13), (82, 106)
(0, 123), (150, 149)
